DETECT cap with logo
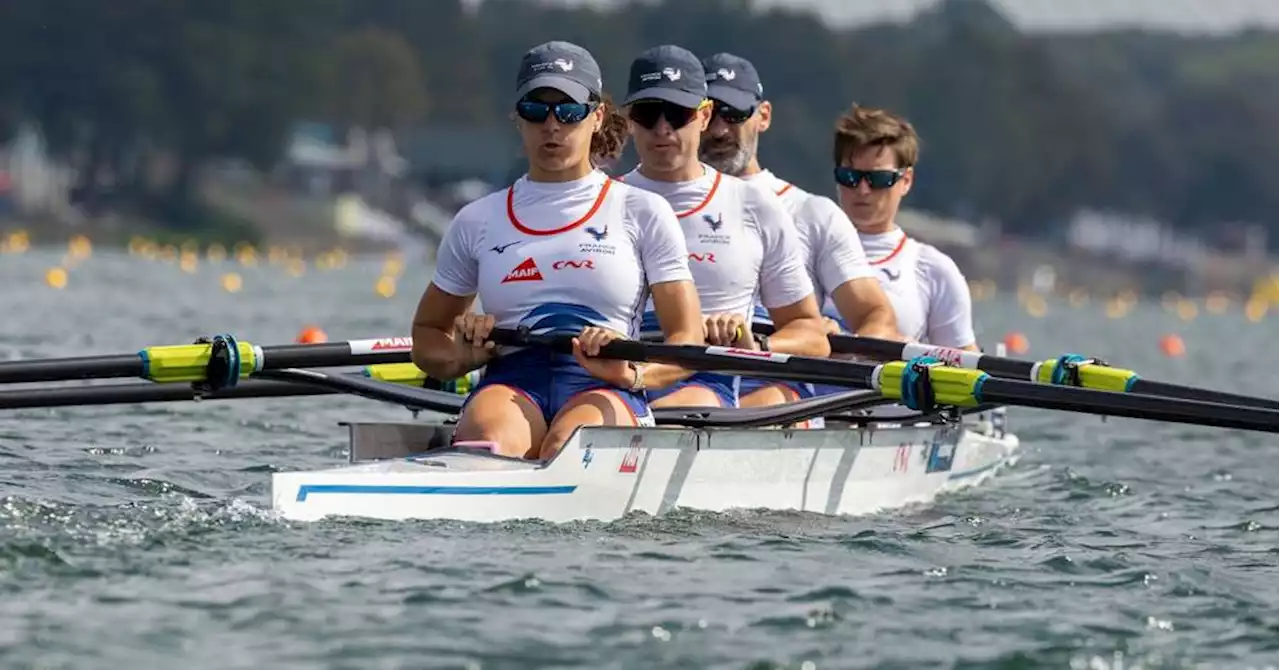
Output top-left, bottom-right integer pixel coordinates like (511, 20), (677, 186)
(702, 52), (763, 112)
(623, 44), (707, 109)
(515, 41), (604, 105)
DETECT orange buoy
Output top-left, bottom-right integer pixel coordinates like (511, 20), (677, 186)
(1159, 334), (1185, 358)
(295, 325), (328, 344)
(1002, 331), (1029, 355)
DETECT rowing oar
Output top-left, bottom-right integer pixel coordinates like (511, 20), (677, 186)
(0, 365), (907, 429)
(490, 327), (1278, 433)
(750, 323), (1278, 410)
(0, 334), (415, 385)
(0, 363), (456, 410)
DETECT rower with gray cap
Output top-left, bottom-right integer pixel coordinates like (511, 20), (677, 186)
(697, 51), (903, 420)
(617, 44), (831, 410)
(411, 40), (706, 461)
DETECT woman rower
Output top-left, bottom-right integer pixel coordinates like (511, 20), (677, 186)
(410, 41), (705, 461)
(617, 44), (829, 409)
(829, 103), (978, 351)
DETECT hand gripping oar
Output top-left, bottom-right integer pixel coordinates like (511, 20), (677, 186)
(750, 323), (1279, 410)
(489, 327), (1279, 433)
(0, 335), (415, 385)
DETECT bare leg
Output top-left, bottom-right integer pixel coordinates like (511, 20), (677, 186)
(452, 384), (547, 459)
(537, 389), (640, 461)
(649, 384), (725, 409)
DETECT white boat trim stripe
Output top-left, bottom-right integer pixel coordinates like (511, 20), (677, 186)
(823, 443), (861, 515)
(656, 440), (698, 514)
(800, 445), (821, 510)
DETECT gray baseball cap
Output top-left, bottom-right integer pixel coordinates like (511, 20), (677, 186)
(702, 52), (763, 111)
(623, 45), (707, 109)
(515, 41), (603, 105)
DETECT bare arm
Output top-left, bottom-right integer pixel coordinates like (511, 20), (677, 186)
(410, 283), (479, 381)
(830, 276), (904, 341)
(764, 294), (830, 358)
(641, 279), (703, 389)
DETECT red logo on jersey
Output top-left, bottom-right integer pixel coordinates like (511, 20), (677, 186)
(502, 258), (543, 283)
(689, 252), (717, 263)
(552, 259), (595, 270)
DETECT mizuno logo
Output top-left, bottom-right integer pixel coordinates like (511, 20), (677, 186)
(584, 225), (607, 241)
(880, 268), (901, 281)
(501, 258), (543, 283)
(716, 68), (736, 81)
(490, 242), (519, 254)
(702, 213), (723, 231)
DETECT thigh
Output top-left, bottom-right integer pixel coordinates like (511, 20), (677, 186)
(740, 382), (800, 407)
(650, 372), (737, 408)
(454, 383), (548, 459)
(650, 383), (725, 408)
(538, 389), (650, 460)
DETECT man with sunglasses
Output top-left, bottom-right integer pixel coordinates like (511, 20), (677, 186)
(617, 44), (830, 409)
(698, 52), (902, 416)
(832, 103), (977, 352)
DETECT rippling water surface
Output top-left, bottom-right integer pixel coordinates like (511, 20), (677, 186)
(0, 249), (1275, 669)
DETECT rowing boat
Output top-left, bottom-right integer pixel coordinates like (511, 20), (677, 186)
(270, 403), (1020, 523)
(1, 329), (1270, 525)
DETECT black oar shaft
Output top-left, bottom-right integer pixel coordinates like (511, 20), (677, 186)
(0, 380), (330, 409)
(1128, 378), (1276, 410)
(978, 378), (1277, 433)
(491, 328), (1277, 433)
(0, 355), (146, 384)
(488, 329), (876, 388)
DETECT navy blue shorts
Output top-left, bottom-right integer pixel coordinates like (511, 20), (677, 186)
(738, 377), (818, 400)
(465, 349), (652, 425)
(647, 371), (739, 407)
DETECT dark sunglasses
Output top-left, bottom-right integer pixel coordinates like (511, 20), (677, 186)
(515, 100), (596, 125)
(712, 102), (755, 125)
(834, 166), (906, 190)
(628, 101), (699, 130)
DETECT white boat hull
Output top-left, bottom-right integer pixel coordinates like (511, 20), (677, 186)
(271, 410), (1020, 524)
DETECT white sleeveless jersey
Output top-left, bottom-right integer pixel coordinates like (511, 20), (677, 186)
(431, 170), (693, 338)
(741, 169), (874, 325)
(822, 228), (976, 348)
(620, 165), (814, 334)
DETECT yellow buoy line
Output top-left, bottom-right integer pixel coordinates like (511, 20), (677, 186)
(971, 277), (1275, 323)
(2, 230), (1275, 314)
(0, 230), (404, 295)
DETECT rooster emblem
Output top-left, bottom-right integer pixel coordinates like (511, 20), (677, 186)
(585, 225), (608, 241)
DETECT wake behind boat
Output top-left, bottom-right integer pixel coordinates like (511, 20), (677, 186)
(272, 402), (1019, 524)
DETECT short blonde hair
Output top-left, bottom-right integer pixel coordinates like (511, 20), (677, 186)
(832, 104), (920, 169)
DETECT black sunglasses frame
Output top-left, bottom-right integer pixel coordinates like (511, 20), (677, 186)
(711, 102), (756, 125)
(627, 101), (700, 131)
(833, 166), (907, 190)
(515, 99), (597, 125)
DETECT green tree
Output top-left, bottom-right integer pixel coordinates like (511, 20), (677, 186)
(325, 27), (428, 131)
